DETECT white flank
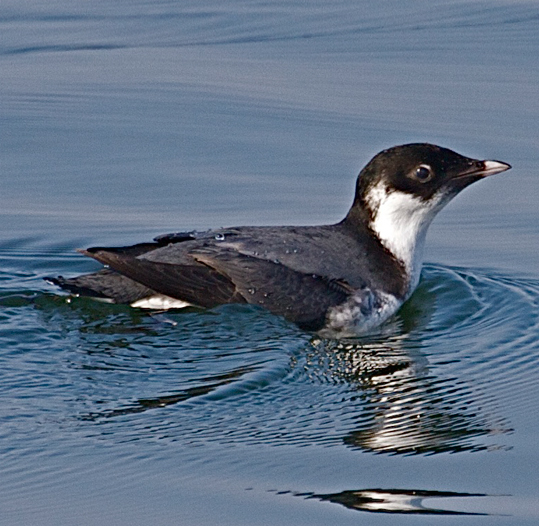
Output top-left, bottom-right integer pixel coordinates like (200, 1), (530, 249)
(131, 294), (192, 310)
(366, 183), (445, 293)
(322, 290), (401, 338)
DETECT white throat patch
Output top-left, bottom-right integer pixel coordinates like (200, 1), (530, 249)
(366, 183), (445, 293)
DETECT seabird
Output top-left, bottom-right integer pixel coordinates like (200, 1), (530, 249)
(46, 143), (510, 337)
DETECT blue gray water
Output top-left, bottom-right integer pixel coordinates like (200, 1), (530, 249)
(1, 1), (538, 525)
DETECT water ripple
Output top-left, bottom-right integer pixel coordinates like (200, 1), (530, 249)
(1, 251), (538, 459)
(2, 2), (538, 56)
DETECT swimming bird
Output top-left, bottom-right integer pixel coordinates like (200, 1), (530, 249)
(46, 143), (510, 337)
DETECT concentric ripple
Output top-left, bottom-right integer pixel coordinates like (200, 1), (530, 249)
(2, 247), (538, 458)
(1, 236), (539, 524)
(288, 264), (539, 454)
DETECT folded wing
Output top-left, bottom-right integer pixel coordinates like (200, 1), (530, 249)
(83, 246), (351, 330)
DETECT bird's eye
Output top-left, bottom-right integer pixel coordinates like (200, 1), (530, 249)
(413, 164), (433, 182)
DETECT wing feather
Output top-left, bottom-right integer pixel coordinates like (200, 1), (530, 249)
(82, 247), (351, 330)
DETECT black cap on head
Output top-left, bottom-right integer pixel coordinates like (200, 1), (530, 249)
(352, 143), (510, 205)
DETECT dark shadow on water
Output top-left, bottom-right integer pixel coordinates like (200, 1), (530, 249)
(79, 365), (256, 420)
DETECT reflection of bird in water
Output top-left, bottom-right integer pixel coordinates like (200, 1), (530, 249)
(302, 488), (489, 515)
(305, 329), (511, 455)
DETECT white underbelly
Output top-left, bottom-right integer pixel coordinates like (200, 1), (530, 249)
(320, 290), (402, 338)
(131, 294), (192, 310)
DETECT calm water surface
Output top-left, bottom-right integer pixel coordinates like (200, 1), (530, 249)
(1, 1), (538, 525)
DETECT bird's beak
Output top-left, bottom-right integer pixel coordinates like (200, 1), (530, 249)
(456, 159), (511, 179)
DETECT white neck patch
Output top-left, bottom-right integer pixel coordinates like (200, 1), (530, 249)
(366, 183), (446, 292)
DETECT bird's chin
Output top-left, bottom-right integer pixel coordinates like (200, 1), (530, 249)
(444, 174), (482, 195)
